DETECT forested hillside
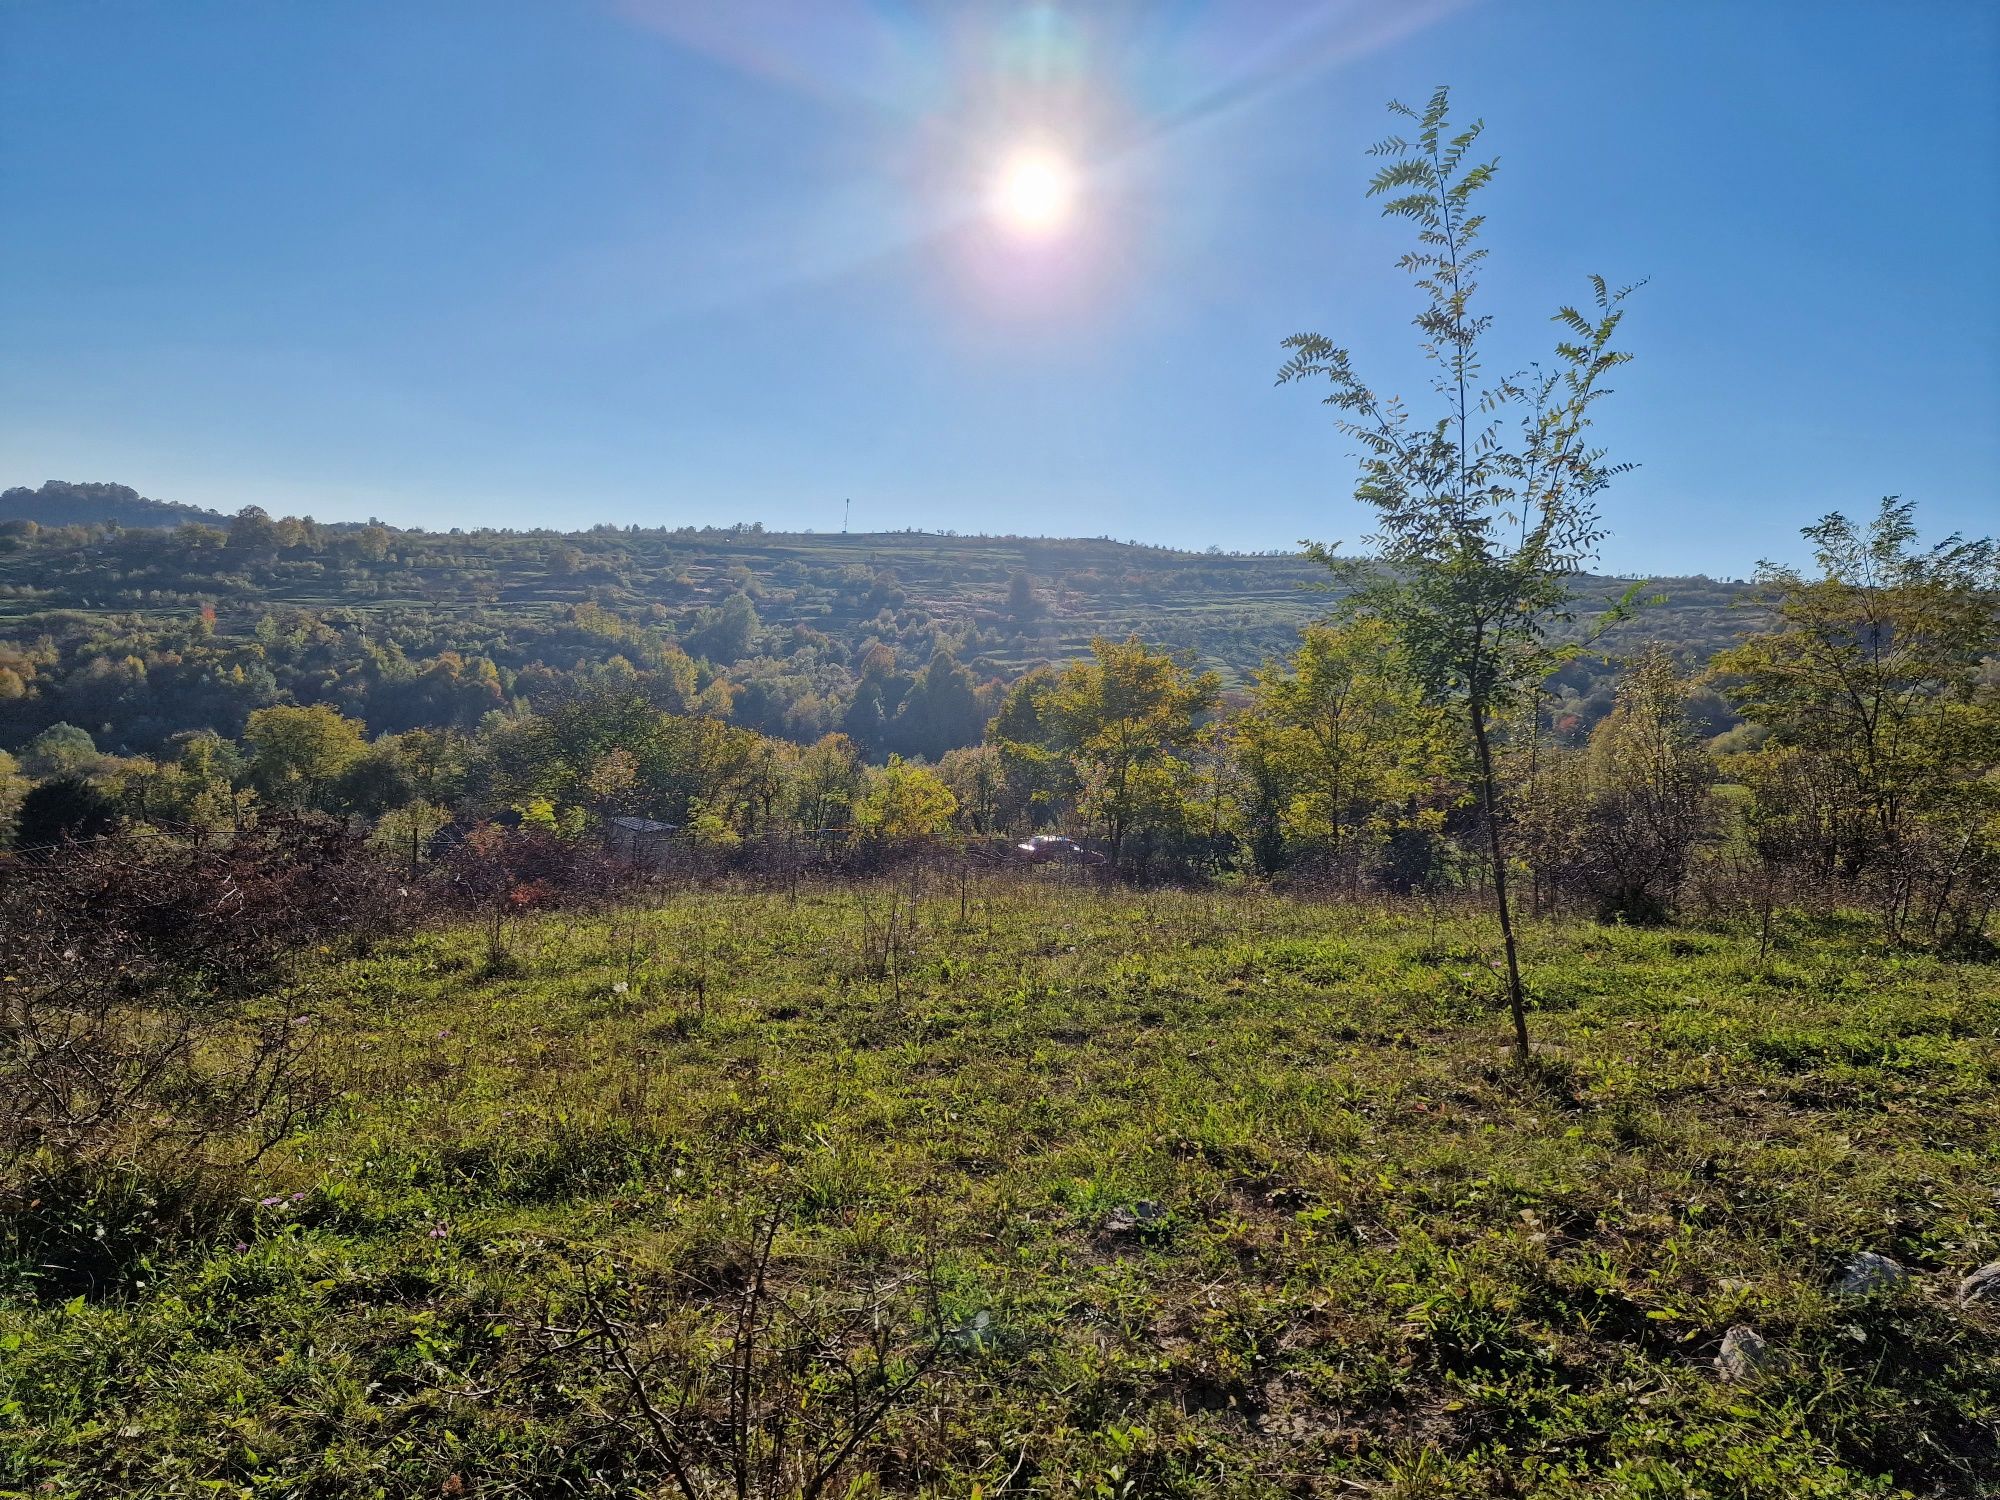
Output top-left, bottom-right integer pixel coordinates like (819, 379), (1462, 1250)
(0, 479), (229, 532)
(0, 480), (1753, 760)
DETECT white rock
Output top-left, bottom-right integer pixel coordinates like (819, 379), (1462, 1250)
(1835, 1251), (1910, 1297)
(1100, 1200), (1167, 1239)
(1715, 1324), (1773, 1381)
(1958, 1261), (2000, 1305)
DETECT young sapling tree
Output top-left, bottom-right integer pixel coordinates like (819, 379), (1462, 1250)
(1280, 86), (1642, 1063)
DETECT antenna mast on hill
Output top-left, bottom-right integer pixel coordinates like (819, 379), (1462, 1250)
(843, 498), (850, 534)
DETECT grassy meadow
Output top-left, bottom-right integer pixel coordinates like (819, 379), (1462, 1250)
(4, 878), (1998, 1497)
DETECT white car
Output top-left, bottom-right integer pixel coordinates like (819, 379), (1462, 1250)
(1012, 835), (1105, 866)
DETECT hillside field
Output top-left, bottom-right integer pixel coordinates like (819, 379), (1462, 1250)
(5, 879), (1996, 1497)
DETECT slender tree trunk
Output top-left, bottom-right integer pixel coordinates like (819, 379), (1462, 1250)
(1468, 700), (1532, 1065)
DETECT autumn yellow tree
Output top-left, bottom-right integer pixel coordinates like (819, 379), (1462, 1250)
(1040, 637), (1219, 868)
(855, 756), (957, 844)
(1236, 619), (1449, 883)
(244, 704), (367, 810)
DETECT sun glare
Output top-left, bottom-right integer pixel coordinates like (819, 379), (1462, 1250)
(988, 145), (1077, 239)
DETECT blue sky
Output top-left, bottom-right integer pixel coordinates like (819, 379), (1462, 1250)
(3, 1), (1995, 576)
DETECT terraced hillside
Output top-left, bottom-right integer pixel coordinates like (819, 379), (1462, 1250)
(0, 481), (1757, 755)
(0, 511), (1752, 683)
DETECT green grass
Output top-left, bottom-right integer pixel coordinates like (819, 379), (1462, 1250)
(4, 881), (1998, 1497)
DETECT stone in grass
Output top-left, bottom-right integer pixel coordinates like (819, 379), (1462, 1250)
(1834, 1251), (1910, 1298)
(1715, 1324), (1775, 1382)
(1958, 1262), (2000, 1305)
(1100, 1201), (1169, 1240)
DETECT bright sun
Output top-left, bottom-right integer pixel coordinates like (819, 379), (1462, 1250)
(988, 145), (1077, 239)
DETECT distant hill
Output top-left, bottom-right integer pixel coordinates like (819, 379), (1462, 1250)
(0, 480), (227, 531)
(0, 502), (1757, 685)
(0, 479), (1763, 756)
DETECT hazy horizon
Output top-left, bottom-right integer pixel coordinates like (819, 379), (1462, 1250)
(2, 475), (1783, 581)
